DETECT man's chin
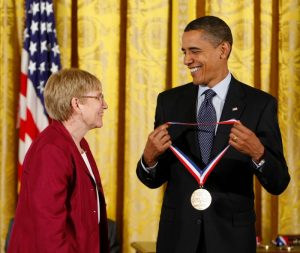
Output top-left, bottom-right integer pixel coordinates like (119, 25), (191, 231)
(191, 76), (203, 85)
(192, 80), (206, 86)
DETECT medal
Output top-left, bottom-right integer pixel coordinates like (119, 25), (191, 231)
(191, 188), (212, 210)
(169, 119), (236, 211)
(170, 143), (229, 210)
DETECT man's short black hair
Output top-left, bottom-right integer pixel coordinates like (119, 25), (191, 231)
(184, 16), (233, 48)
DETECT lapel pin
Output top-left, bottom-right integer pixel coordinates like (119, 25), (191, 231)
(232, 107), (238, 111)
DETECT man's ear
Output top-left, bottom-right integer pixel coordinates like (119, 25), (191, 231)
(219, 41), (231, 59)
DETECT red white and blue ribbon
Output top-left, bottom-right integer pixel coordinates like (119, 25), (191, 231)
(168, 119), (237, 186)
(272, 236), (289, 246)
(167, 119), (237, 126)
(170, 145), (229, 186)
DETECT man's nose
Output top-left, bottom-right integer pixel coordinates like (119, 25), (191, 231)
(183, 52), (193, 66)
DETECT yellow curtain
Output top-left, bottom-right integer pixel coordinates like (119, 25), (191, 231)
(54, 0), (72, 68)
(76, 0), (121, 220)
(171, 0), (196, 87)
(0, 0), (23, 251)
(1, 1), (299, 253)
(123, 1), (169, 251)
(278, 0), (300, 236)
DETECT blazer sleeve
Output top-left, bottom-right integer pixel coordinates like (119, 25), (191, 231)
(136, 93), (172, 188)
(253, 97), (290, 195)
(27, 143), (76, 252)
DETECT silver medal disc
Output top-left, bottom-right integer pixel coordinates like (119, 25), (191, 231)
(191, 188), (212, 210)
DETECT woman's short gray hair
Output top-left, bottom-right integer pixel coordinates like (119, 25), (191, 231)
(44, 68), (101, 121)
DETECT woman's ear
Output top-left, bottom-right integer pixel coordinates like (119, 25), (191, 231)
(71, 97), (82, 114)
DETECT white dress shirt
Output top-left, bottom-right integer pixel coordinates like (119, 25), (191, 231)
(197, 72), (231, 131)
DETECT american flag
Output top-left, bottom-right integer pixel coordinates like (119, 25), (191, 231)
(18, 0), (61, 181)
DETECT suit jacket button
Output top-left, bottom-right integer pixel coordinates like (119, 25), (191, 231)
(196, 219), (202, 225)
(92, 210), (96, 213)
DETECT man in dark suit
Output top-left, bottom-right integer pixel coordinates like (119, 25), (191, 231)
(136, 16), (290, 253)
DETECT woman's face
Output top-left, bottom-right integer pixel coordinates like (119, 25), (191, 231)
(79, 89), (108, 129)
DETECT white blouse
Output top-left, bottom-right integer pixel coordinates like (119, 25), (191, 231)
(81, 152), (100, 223)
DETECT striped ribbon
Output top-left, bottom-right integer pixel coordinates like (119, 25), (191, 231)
(168, 119), (237, 186)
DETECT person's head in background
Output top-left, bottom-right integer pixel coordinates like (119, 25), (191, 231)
(181, 16), (233, 87)
(44, 68), (108, 133)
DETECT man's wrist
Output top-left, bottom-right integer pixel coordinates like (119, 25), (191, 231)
(252, 158), (266, 168)
(142, 153), (157, 167)
(142, 155), (158, 168)
(252, 146), (265, 163)
(251, 147), (266, 170)
(140, 156), (158, 173)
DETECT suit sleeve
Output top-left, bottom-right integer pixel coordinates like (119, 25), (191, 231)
(137, 93), (171, 188)
(253, 97), (290, 195)
(27, 143), (76, 253)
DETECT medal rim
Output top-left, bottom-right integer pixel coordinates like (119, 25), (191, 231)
(191, 188), (212, 210)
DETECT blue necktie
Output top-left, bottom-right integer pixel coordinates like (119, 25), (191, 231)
(197, 89), (217, 165)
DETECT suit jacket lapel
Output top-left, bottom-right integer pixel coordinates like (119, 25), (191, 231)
(211, 77), (246, 156)
(181, 84), (200, 160)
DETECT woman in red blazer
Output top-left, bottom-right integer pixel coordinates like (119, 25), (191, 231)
(8, 69), (110, 253)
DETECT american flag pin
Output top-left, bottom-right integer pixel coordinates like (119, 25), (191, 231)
(232, 107), (238, 111)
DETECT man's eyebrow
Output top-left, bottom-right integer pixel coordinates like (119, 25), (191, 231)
(181, 47), (201, 51)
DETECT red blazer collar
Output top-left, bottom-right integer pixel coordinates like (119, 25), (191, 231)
(49, 120), (104, 192)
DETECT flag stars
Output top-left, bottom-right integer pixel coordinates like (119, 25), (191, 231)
(21, 0), (61, 152)
(52, 43), (60, 57)
(31, 2), (40, 16)
(40, 2), (46, 14)
(50, 63), (59, 73)
(28, 60), (37, 75)
(37, 81), (45, 93)
(23, 28), (29, 41)
(39, 62), (46, 73)
(29, 42), (37, 55)
(31, 21), (39, 34)
(47, 22), (53, 32)
(46, 2), (53, 16)
(41, 22), (47, 34)
(40, 41), (48, 52)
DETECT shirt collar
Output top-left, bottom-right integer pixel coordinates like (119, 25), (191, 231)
(198, 72), (231, 100)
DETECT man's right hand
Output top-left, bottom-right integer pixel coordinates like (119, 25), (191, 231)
(143, 123), (172, 167)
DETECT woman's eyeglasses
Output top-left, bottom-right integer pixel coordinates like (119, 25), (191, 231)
(80, 93), (104, 101)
